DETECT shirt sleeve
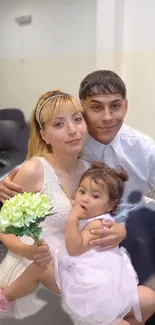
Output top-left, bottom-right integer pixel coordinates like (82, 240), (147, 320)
(148, 145), (155, 189)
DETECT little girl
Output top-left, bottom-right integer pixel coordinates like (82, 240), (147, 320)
(0, 163), (155, 325)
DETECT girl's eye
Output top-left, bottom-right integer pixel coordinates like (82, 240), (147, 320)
(79, 189), (85, 195)
(92, 194), (99, 199)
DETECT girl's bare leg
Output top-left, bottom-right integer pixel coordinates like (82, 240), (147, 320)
(3, 262), (59, 301)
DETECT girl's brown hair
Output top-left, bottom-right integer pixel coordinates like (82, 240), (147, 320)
(27, 90), (83, 160)
(80, 162), (128, 215)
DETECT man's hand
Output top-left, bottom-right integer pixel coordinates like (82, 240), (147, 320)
(0, 168), (24, 203)
(24, 240), (52, 266)
(90, 220), (127, 251)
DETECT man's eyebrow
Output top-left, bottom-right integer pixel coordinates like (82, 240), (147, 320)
(90, 99), (122, 104)
(90, 99), (103, 104)
(110, 99), (122, 103)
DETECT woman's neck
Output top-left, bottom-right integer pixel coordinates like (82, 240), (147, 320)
(46, 152), (80, 174)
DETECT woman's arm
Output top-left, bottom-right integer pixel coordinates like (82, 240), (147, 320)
(0, 233), (33, 259)
(0, 159), (44, 257)
(65, 205), (103, 256)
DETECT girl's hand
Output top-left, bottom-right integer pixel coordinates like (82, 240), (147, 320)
(71, 205), (87, 219)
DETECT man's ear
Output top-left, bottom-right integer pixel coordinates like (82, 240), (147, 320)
(125, 99), (128, 115)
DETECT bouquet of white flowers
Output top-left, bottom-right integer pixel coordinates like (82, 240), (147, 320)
(0, 192), (52, 245)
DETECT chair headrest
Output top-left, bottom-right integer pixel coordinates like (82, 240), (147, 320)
(0, 120), (21, 150)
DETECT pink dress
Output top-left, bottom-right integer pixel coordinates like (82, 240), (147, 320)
(54, 214), (142, 325)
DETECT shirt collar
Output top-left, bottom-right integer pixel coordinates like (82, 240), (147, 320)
(87, 126), (123, 158)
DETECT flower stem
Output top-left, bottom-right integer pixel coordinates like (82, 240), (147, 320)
(29, 231), (41, 246)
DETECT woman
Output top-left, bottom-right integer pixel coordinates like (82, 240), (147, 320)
(0, 89), (90, 318)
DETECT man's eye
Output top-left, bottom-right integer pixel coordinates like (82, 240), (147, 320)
(110, 103), (121, 110)
(92, 105), (101, 111)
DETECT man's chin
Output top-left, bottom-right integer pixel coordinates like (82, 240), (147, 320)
(96, 133), (116, 145)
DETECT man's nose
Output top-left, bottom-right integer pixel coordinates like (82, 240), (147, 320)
(101, 107), (113, 122)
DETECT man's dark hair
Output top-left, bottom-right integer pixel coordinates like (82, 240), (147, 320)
(79, 70), (127, 100)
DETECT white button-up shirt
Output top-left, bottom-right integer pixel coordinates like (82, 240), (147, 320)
(81, 124), (155, 217)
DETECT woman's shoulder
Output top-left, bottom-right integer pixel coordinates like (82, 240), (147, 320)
(19, 158), (43, 176)
(13, 157), (44, 192)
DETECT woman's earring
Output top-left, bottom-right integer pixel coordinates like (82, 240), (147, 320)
(47, 143), (52, 151)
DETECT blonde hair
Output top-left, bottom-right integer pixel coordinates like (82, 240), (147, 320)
(27, 90), (83, 159)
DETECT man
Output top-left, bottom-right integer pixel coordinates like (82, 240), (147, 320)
(1, 70), (155, 323)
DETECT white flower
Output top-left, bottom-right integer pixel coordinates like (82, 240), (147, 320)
(0, 192), (52, 232)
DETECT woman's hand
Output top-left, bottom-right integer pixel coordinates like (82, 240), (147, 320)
(23, 240), (52, 266)
(0, 168), (24, 202)
(89, 220), (127, 251)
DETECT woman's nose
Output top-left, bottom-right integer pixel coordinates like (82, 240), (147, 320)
(67, 122), (77, 135)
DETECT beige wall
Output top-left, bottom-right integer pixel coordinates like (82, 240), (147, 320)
(96, 0), (155, 139)
(0, 0), (96, 119)
(1, 55), (96, 119)
(1, 0), (155, 140)
(121, 0), (155, 139)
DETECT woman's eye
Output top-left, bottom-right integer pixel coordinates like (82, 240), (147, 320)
(74, 116), (83, 122)
(54, 122), (64, 128)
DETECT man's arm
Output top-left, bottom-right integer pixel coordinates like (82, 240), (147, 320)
(0, 168), (23, 203)
(89, 220), (126, 251)
(148, 151), (155, 190)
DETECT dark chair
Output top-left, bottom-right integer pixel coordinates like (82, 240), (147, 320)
(0, 108), (30, 154)
(0, 110), (30, 263)
(0, 112), (30, 178)
(0, 108), (26, 129)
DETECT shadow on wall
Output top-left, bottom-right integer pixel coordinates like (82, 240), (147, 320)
(2, 289), (72, 325)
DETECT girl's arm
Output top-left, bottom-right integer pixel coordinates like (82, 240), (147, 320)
(65, 205), (103, 256)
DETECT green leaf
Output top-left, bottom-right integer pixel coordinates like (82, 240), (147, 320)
(35, 216), (46, 223)
(23, 229), (31, 237)
(5, 226), (24, 236)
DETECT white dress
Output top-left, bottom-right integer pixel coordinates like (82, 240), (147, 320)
(0, 157), (88, 319)
(54, 214), (142, 325)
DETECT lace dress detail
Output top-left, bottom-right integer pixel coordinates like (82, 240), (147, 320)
(0, 157), (89, 319)
(55, 214), (142, 325)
